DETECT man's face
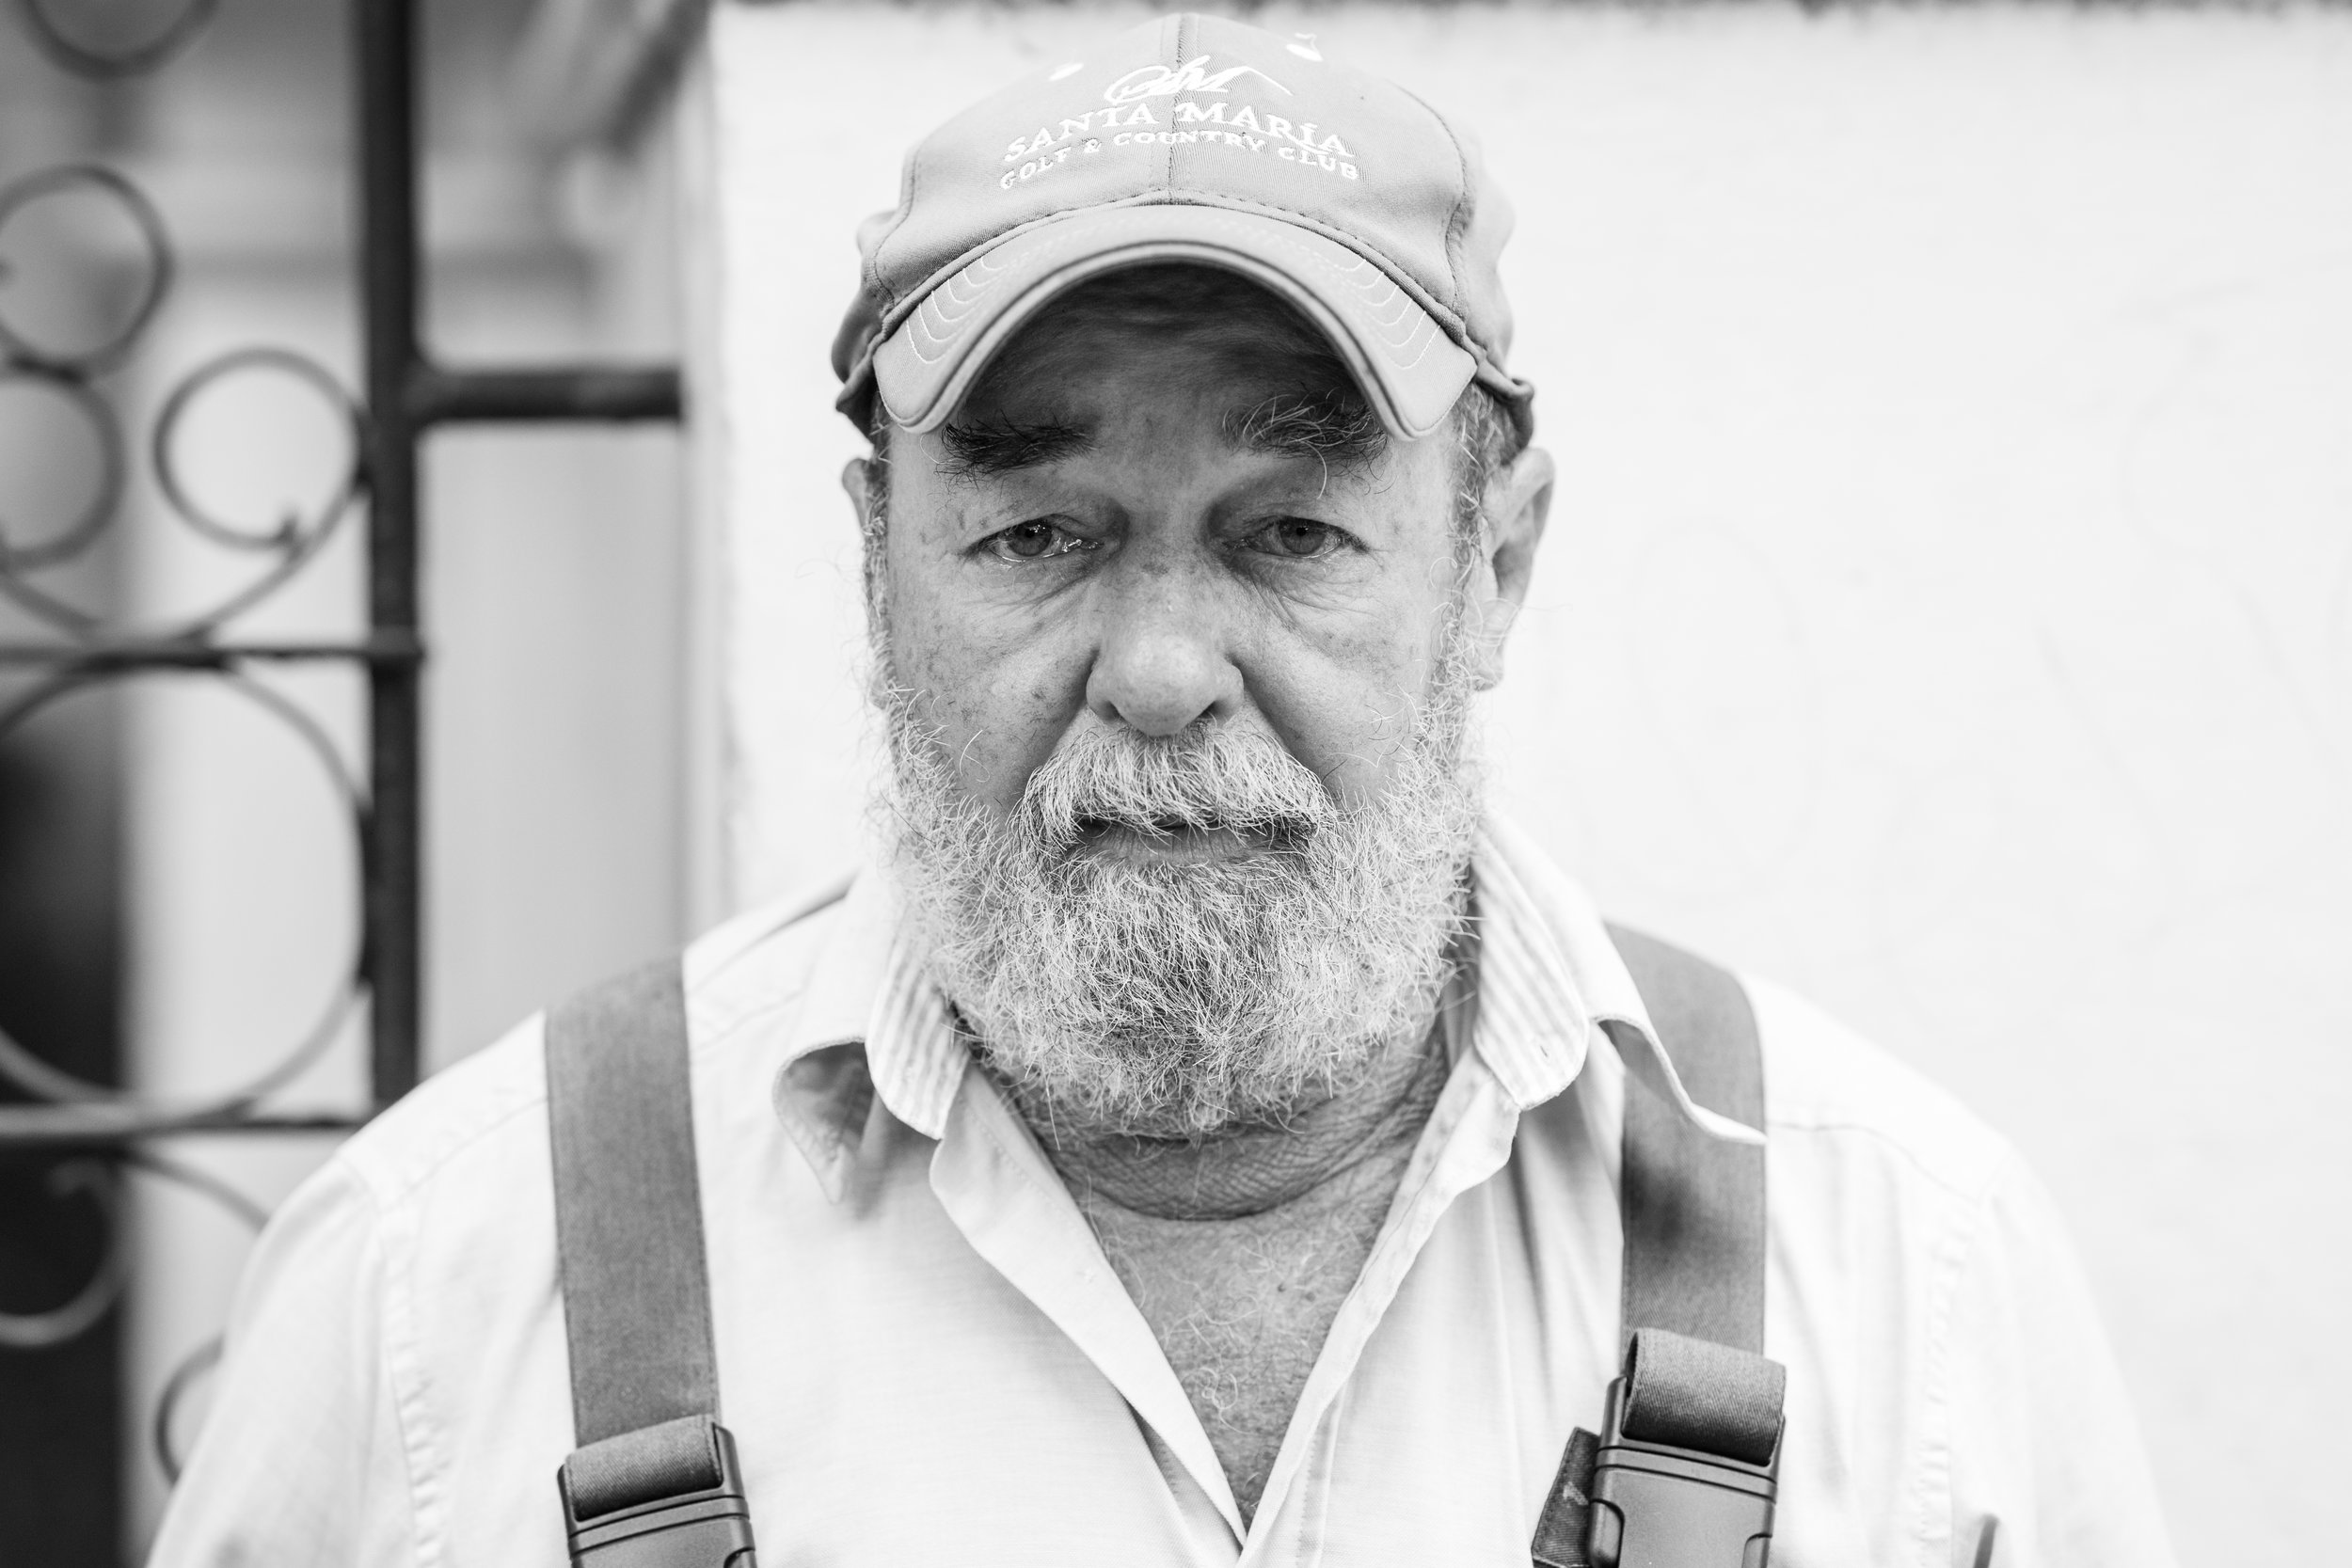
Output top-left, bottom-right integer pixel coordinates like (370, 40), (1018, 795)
(872, 300), (1475, 830)
(847, 268), (1549, 1137)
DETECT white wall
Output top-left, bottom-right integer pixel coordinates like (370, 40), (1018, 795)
(692, 4), (2352, 1560)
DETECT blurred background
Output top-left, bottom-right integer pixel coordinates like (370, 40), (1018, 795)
(0, 0), (690, 1556)
(2, 1), (2346, 1562)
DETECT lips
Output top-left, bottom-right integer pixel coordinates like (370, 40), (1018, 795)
(1068, 812), (1315, 855)
(1075, 812), (1224, 839)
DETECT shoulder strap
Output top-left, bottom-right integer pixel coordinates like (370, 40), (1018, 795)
(1605, 924), (1767, 1354)
(548, 958), (716, 1442)
(545, 958), (757, 1566)
(1531, 927), (1783, 1568)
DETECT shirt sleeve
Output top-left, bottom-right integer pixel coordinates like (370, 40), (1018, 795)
(144, 1155), (417, 1568)
(1941, 1151), (2179, 1568)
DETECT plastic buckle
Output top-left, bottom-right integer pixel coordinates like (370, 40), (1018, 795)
(1586, 1377), (1779, 1568)
(558, 1419), (759, 1568)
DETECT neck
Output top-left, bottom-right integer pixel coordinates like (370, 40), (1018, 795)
(1004, 1018), (1453, 1221)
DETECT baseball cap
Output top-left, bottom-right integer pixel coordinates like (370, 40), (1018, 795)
(831, 12), (1534, 445)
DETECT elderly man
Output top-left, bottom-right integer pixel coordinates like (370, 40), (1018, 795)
(152, 14), (2173, 1568)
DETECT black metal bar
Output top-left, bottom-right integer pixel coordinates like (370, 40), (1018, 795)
(0, 634), (426, 670)
(355, 0), (423, 1109)
(408, 364), (684, 425)
(0, 1107), (363, 1152)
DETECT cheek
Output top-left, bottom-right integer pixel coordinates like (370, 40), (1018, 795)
(881, 554), (1084, 812)
(1248, 515), (1461, 800)
(1246, 586), (1454, 801)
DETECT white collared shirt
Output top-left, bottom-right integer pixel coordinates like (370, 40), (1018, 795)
(148, 817), (2175, 1567)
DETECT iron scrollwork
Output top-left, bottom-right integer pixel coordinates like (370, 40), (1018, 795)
(0, 665), (368, 1114)
(16, 0), (223, 81)
(0, 1160), (128, 1352)
(1, 0), (686, 1532)
(0, 165), (365, 638)
(0, 157), (373, 1119)
(0, 0), (376, 1510)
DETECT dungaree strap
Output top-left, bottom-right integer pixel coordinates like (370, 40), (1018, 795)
(546, 959), (756, 1568)
(1531, 927), (1784, 1568)
(1610, 924), (1768, 1355)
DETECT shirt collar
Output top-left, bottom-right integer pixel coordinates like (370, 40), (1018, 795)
(1474, 812), (1766, 1147)
(763, 815), (1756, 1198)
(765, 870), (965, 1198)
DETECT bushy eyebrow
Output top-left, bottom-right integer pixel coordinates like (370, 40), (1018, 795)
(937, 417), (1094, 479)
(1224, 389), (1388, 470)
(936, 388), (1386, 481)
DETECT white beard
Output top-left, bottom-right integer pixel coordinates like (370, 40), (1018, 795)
(876, 646), (1484, 1140)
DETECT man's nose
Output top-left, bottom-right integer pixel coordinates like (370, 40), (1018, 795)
(1084, 567), (1244, 736)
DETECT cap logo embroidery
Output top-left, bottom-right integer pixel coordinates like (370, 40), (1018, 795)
(1103, 55), (1288, 104)
(1000, 55), (1357, 192)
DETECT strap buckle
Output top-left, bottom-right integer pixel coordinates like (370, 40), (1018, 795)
(1586, 1338), (1782, 1568)
(556, 1415), (759, 1568)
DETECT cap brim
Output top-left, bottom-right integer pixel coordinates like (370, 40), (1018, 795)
(872, 205), (1477, 442)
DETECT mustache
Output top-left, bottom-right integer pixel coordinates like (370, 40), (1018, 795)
(1016, 722), (1334, 849)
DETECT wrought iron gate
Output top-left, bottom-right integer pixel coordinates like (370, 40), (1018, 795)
(0, 0), (685, 1546)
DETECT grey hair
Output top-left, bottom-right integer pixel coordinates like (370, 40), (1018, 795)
(1446, 380), (1525, 578)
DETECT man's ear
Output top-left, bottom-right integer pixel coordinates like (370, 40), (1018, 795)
(842, 457), (879, 533)
(1461, 445), (1555, 689)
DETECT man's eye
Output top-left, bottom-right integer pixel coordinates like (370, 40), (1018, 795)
(986, 520), (1089, 562)
(1250, 519), (1345, 559)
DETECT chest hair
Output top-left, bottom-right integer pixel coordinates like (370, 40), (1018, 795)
(1075, 1133), (1421, 1525)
